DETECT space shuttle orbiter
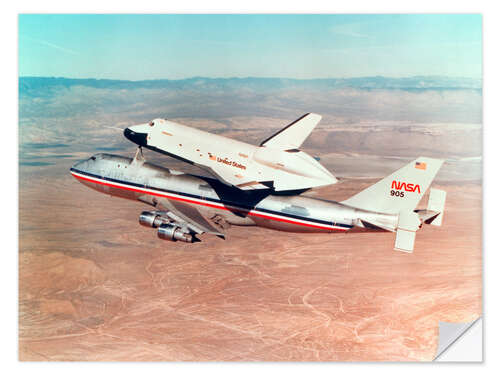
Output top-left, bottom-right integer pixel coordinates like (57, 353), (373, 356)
(123, 113), (337, 192)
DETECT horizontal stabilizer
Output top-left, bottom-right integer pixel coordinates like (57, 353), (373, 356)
(395, 229), (416, 253)
(394, 211), (420, 253)
(427, 188), (446, 226)
(415, 209), (440, 223)
(260, 113), (322, 150)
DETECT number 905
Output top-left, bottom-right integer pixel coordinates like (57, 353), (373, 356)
(390, 190), (404, 197)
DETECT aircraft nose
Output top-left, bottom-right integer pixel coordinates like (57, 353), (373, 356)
(124, 127), (148, 147)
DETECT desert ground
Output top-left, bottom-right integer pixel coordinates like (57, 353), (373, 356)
(19, 153), (481, 361)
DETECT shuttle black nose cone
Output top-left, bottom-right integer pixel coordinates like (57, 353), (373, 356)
(124, 128), (148, 147)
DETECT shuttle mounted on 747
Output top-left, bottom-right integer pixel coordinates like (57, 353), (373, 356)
(123, 113), (337, 192)
(70, 113), (447, 253)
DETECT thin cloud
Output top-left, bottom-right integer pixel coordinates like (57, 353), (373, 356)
(330, 23), (370, 38)
(21, 35), (79, 55)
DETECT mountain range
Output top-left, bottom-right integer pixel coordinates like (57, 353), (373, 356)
(19, 76), (482, 98)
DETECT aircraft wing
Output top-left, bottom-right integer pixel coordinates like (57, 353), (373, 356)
(155, 196), (226, 238)
(260, 113), (322, 150)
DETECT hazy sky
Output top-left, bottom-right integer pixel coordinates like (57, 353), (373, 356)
(18, 14), (482, 80)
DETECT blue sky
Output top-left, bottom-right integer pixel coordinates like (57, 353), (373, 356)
(18, 14), (482, 80)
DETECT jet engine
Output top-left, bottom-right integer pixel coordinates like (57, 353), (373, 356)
(140, 211), (197, 243)
(157, 224), (195, 243)
(139, 211), (169, 228)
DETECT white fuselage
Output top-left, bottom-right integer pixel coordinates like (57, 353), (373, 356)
(70, 153), (398, 235)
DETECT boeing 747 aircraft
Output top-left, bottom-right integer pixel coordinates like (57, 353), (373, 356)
(70, 143), (446, 252)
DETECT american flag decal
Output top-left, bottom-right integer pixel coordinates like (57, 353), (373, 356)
(415, 161), (427, 170)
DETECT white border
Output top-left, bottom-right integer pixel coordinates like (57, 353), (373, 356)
(5, 1), (496, 373)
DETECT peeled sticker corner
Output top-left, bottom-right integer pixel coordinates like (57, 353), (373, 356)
(434, 317), (482, 361)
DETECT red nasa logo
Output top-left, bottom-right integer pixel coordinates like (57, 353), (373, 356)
(391, 180), (421, 193)
(390, 180), (421, 197)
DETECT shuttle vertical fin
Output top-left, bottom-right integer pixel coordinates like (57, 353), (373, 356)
(260, 113), (322, 150)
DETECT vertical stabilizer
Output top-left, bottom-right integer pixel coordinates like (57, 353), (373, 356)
(342, 157), (444, 214)
(260, 113), (322, 150)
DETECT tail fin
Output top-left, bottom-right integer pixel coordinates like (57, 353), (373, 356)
(260, 113), (322, 150)
(342, 157), (444, 214)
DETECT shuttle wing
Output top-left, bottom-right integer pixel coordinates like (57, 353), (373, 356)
(206, 164), (271, 190)
(260, 113), (322, 150)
